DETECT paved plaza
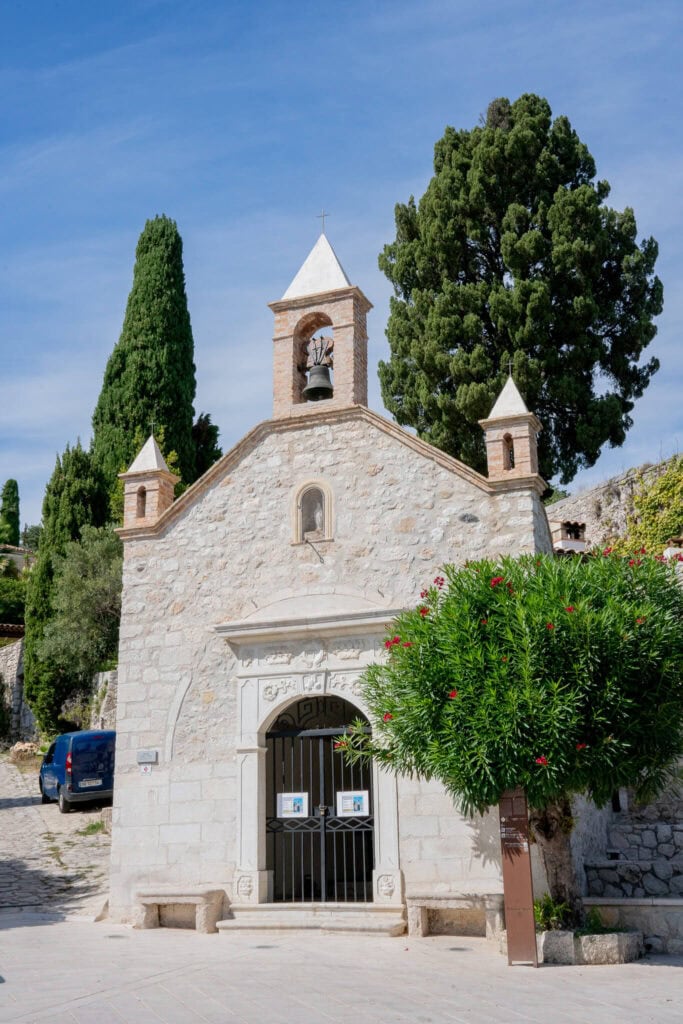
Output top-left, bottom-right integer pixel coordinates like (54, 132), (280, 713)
(1, 755), (682, 1023)
(1, 915), (682, 1024)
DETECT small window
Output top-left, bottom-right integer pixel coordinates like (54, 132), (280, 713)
(136, 486), (147, 518)
(503, 433), (515, 470)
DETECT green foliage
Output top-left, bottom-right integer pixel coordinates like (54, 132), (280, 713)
(378, 94), (663, 484)
(0, 479), (20, 547)
(613, 456), (683, 555)
(23, 443), (108, 733)
(0, 576), (26, 624)
(20, 524), (42, 550)
(37, 525), (123, 688)
(341, 553), (683, 816)
(534, 894), (572, 931)
(92, 215), (198, 491)
(192, 412), (223, 478)
(543, 488), (569, 506)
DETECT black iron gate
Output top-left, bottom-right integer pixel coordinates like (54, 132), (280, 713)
(266, 696), (374, 903)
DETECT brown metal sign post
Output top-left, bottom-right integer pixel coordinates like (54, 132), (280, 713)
(499, 788), (538, 967)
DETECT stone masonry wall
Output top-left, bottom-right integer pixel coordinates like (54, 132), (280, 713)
(0, 639), (35, 741)
(585, 779), (683, 898)
(110, 410), (551, 921)
(546, 458), (676, 548)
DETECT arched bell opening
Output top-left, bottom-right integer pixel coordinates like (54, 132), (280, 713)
(265, 695), (374, 903)
(503, 433), (515, 470)
(136, 486), (147, 519)
(294, 312), (334, 404)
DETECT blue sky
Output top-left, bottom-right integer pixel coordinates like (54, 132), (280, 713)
(2, 0), (682, 527)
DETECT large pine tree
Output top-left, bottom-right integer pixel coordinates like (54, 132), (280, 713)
(378, 94), (663, 484)
(23, 443), (107, 732)
(92, 215), (198, 489)
(0, 479), (20, 546)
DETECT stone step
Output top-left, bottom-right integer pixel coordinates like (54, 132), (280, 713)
(217, 902), (406, 936)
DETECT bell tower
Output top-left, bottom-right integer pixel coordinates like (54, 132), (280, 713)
(118, 435), (179, 531)
(479, 376), (544, 485)
(268, 234), (372, 420)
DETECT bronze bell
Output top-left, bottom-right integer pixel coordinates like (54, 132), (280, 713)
(303, 363), (333, 402)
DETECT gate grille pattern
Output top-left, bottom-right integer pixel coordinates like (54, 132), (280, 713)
(266, 697), (374, 903)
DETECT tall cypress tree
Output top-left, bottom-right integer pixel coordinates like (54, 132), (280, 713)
(23, 443), (107, 732)
(0, 479), (20, 546)
(92, 215), (198, 489)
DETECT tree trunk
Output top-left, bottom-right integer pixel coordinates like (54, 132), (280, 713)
(529, 797), (583, 925)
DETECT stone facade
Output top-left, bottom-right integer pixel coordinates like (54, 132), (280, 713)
(110, 237), (553, 930)
(110, 405), (551, 923)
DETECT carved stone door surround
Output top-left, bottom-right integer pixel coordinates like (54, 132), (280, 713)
(215, 609), (405, 907)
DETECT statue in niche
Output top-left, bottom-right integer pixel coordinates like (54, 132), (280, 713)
(302, 487), (325, 539)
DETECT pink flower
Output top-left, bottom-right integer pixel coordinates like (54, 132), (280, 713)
(575, 743), (587, 751)
(402, 641), (413, 647)
(546, 622), (555, 630)
(490, 576), (504, 588)
(501, 655), (508, 663)
(535, 756), (549, 766)
(564, 606), (575, 613)
(639, 546), (647, 555)
(635, 617), (646, 625)
(480, 618), (488, 625)
(434, 576), (445, 589)
(628, 558), (642, 567)
(603, 547), (613, 556)
(383, 712), (393, 722)
(384, 639), (394, 650)
(420, 589), (429, 598)
(334, 741), (347, 750)
(448, 689), (458, 699)
(419, 607), (430, 617)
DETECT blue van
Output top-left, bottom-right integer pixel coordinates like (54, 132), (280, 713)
(39, 730), (116, 813)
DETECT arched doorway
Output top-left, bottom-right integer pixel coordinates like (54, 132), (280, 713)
(265, 696), (374, 903)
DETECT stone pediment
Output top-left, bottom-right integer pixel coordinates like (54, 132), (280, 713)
(118, 405), (498, 540)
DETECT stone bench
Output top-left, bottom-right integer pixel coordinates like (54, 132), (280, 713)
(134, 887), (226, 934)
(405, 893), (504, 939)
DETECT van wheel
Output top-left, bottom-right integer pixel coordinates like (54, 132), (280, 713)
(58, 789), (71, 814)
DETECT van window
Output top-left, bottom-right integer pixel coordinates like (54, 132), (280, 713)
(43, 742), (56, 765)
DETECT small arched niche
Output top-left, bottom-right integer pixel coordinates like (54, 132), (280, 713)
(293, 480), (333, 543)
(503, 433), (515, 470)
(136, 486), (147, 518)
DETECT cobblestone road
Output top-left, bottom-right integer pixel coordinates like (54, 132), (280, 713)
(0, 754), (110, 919)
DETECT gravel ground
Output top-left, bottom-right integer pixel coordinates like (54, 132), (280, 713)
(0, 752), (110, 919)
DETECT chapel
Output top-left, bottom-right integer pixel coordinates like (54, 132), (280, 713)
(109, 233), (554, 936)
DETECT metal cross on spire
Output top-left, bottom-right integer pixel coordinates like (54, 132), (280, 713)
(317, 209), (330, 234)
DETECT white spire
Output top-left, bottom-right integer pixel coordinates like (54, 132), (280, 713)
(281, 234), (352, 300)
(126, 435), (171, 475)
(487, 375), (530, 419)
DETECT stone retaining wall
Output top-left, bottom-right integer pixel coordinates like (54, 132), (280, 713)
(584, 897), (683, 955)
(0, 639), (35, 740)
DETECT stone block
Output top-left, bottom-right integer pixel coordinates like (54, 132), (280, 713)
(538, 930), (574, 964)
(656, 824), (673, 843)
(643, 873), (670, 895)
(652, 861), (673, 882)
(641, 830), (657, 849)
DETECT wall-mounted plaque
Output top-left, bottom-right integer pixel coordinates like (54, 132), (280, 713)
(336, 790), (369, 817)
(277, 792), (308, 817)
